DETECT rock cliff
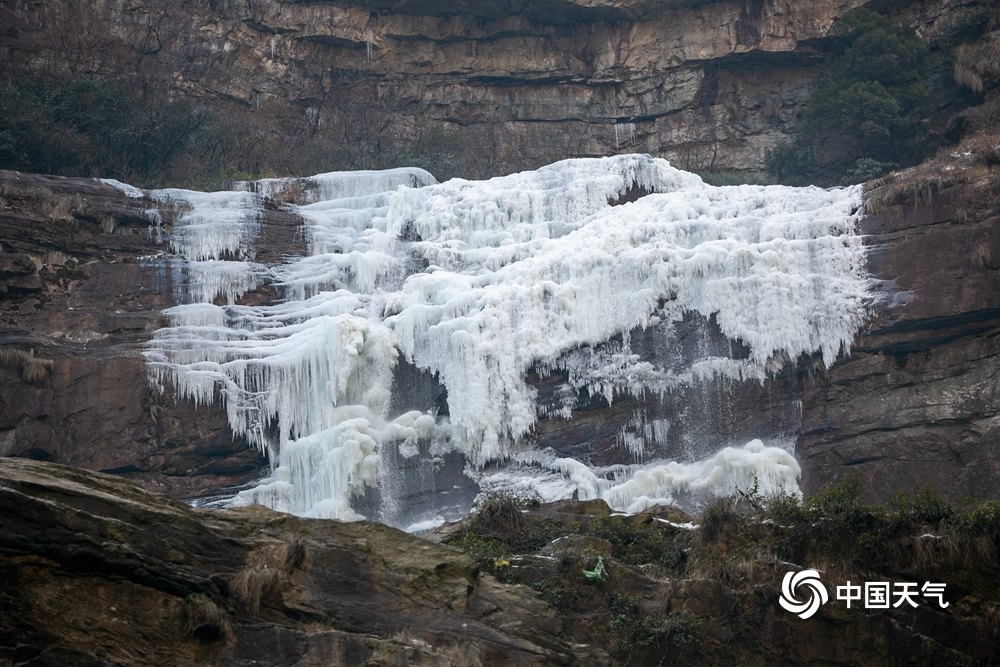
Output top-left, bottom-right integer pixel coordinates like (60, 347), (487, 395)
(800, 148), (1000, 497)
(3, 154), (1000, 506)
(0, 456), (601, 666)
(0, 171), (273, 496)
(0, 0), (966, 178)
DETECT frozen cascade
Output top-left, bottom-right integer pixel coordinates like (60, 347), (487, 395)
(144, 155), (870, 525)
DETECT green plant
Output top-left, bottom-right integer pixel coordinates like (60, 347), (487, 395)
(846, 157), (900, 182)
(608, 593), (702, 656)
(0, 77), (207, 185)
(586, 514), (691, 575)
(935, 6), (993, 48)
(767, 8), (937, 185)
(532, 577), (579, 612)
(697, 170), (779, 187)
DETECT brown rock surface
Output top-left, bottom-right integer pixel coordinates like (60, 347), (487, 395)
(0, 456), (604, 666)
(0, 0), (963, 177)
(798, 161), (1000, 498)
(3, 457), (997, 666)
(4, 158), (1000, 509)
(0, 170), (277, 497)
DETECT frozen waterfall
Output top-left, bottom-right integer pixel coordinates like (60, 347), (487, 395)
(143, 155), (869, 526)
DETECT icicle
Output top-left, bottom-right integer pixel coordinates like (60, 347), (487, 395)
(143, 155), (869, 523)
(613, 121), (637, 147)
(364, 28), (374, 62)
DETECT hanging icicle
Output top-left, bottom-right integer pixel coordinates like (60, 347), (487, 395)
(364, 28), (374, 62)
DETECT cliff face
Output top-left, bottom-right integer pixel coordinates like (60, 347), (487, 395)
(1, 0), (999, 507)
(799, 155), (1000, 497)
(0, 457), (600, 666)
(0, 172), (271, 496)
(5, 160), (1000, 508)
(0, 0), (961, 177)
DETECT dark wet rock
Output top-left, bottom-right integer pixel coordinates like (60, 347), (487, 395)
(0, 457), (604, 666)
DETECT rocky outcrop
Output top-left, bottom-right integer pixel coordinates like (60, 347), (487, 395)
(798, 155), (1000, 498)
(0, 457), (603, 666)
(1, 0), (998, 507)
(0, 0), (966, 177)
(0, 171), (274, 497)
(2, 457), (995, 666)
(457, 496), (1000, 667)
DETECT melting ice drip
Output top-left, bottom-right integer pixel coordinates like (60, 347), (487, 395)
(143, 155), (869, 526)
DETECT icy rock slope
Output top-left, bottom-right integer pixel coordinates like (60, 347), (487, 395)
(144, 155), (868, 523)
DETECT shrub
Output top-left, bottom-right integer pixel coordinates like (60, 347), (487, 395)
(767, 8), (936, 185)
(0, 348), (54, 383)
(0, 77), (208, 186)
(182, 593), (230, 643)
(229, 538), (308, 615)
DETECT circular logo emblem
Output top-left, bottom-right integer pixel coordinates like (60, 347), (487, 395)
(779, 569), (829, 619)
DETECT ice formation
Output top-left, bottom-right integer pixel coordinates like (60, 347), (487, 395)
(477, 438), (802, 514)
(143, 155), (869, 524)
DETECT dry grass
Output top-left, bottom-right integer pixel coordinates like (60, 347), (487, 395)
(912, 532), (995, 571)
(0, 182), (88, 222)
(864, 168), (945, 215)
(0, 348), (53, 382)
(966, 96), (1000, 134)
(863, 129), (1000, 215)
(444, 641), (484, 667)
(961, 130), (1000, 165)
(954, 35), (1000, 94)
(38, 192), (84, 222)
(973, 240), (994, 268)
(229, 537), (308, 615)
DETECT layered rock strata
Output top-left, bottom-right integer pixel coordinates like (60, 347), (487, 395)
(0, 0), (963, 176)
(799, 158), (1000, 497)
(1, 457), (996, 666)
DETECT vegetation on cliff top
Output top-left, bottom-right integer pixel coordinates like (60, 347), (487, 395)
(442, 479), (1000, 664)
